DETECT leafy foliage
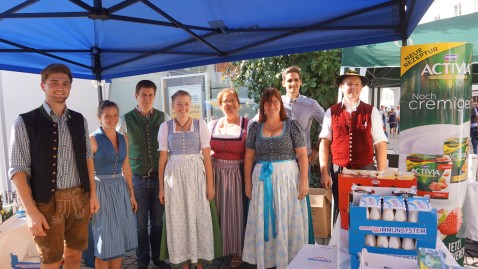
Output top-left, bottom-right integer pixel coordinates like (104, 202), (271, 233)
(225, 50), (342, 186)
(226, 50), (342, 110)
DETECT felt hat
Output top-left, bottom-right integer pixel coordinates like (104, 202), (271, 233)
(335, 69), (369, 87)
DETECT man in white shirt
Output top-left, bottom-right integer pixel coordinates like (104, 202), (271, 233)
(319, 70), (387, 220)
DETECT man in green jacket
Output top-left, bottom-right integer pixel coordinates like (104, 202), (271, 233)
(118, 80), (170, 269)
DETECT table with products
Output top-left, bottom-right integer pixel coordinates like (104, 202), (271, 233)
(328, 216), (460, 269)
(0, 216), (40, 269)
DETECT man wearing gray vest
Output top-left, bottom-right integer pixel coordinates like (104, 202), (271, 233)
(9, 63), (100, 268)
(118, 80), (170, 269)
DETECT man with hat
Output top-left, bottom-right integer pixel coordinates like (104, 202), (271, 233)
(318, 69), (387, 220)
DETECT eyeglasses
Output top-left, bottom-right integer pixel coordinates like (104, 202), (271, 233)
(222, 98), (237, 104)
(264, 100), (280, 106)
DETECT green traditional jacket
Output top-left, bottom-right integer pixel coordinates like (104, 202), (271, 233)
(124, 108), (165, 176)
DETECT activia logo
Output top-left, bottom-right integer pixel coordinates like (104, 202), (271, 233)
(444, 54), (458, 61)
(411, 168), (440, 176)
(307, 256), (332, 263)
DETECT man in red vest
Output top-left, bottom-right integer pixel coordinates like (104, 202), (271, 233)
(318, 69), (387, 221)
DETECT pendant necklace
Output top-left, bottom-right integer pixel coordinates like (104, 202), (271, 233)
(175, 117), (190, 132)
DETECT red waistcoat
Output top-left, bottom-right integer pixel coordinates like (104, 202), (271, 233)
(330, 102), (374, 168)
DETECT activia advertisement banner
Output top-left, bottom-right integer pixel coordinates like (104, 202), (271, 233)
(399, 42), (473, 265)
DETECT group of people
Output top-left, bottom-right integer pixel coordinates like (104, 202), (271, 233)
(8, 63), (387, 269)
(379, 105), (401, 136)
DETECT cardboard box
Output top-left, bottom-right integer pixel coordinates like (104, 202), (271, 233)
(349, 205), (437, 258)
(359, 249), (417, 269)
(309, 188), (332, 238)
(338, 174), (417, 229)
(287, 244), (337, 269)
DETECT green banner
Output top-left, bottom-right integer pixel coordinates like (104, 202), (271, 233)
(399, 42), (472, 266)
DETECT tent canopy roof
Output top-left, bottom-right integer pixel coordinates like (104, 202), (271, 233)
(342, 12), (478, 87)
(0, 0), (432, 80)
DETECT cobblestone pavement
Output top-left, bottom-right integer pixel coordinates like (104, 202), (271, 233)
(81, 238), (478, 269)
(386, 130), (399, 154)
(80, 249), (266, 268)
(81, 252), (246, 269)
(81, 238), (331, 269)
(465, 239), (478, 268)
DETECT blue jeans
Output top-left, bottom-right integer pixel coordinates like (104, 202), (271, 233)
(471, 127), (478, 154)
(133, 175), (164, 267)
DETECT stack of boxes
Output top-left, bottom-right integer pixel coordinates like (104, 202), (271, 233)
(349, 199), (437, 257)
(338, 170), (416, 229)
(339, 170), (439, 269)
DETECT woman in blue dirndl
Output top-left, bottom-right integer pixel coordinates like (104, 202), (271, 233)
(90, 100), (138, 269)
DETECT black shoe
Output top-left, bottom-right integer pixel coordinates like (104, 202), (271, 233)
(137, 264), (149, 269)
(153, 260), (171, 269)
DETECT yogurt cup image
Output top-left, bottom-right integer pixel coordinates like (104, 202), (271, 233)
(376, 236), (389, 248)
(401, 238), (415, 250)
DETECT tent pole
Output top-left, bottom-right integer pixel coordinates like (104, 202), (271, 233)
(370, 84), (375, 106)
(96, 82), (103, 102)
(0, 71), (12, 193)
(92, 47), (103, 102)
(400, 0), (408, 46)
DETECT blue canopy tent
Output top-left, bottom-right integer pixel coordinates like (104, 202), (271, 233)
(0, 0), (435, 193)
(0, 0), (433, 100)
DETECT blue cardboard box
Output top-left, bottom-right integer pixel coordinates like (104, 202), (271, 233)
(349, 205), (437, 258)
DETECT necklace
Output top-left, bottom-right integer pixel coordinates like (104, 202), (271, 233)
(175, 117), (190, 131)
(265, 121), (283, 131)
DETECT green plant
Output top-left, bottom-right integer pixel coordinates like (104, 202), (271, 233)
(225, 50), (342, 186)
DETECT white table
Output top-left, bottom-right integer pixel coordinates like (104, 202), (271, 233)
(329, 217), (459, 268)
(0, 216), (39, 269)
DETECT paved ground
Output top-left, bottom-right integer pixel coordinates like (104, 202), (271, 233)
(386, 130), (399, 154)
(465, 239), (478, 268)
(81, 238), (331, 269)
(82, 252), (259, 269)
(80, 237), (478, 268)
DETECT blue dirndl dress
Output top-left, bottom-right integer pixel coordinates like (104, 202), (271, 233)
(91, 128), (137, 260)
